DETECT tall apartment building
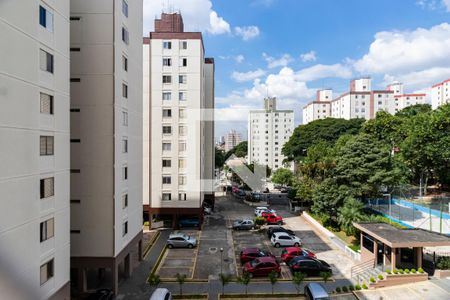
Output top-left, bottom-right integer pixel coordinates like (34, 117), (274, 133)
(248, 98), (294, 171)
(0, 1), (70, 299)
(431, 78), (450, 109)
(302, 78), (426, 124)
(143, 13), (215, 227)
(224, 130), (242, 152)
(69, 0), (143, 295)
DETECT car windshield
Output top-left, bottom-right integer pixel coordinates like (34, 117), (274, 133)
(259, 250), (266, 256)
(250, 259), (259, 267)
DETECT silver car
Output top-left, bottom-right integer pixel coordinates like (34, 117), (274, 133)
(166, 233), (197, 249)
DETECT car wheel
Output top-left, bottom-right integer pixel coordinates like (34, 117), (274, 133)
(188, 244), (193, 249)
(294, 243), (299, 247)
(275, 243), (280, 248)
(168, 244), (173, 249)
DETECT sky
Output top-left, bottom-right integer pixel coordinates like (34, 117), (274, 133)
(143, 0), (450, 139)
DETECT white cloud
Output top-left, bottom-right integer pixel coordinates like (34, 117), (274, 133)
(235, 55), (245, 63)
(231, 69), (266, 82)
(300, 51), (317, 62)
(143, 0), (230, 35)
(383, 67), (450, 90)
(444, 0), (450, 10)
(296, 64), (353, 81)
(417, 0), (450, 11)
(354, 23), (450, 74)
(263, 53), (294, 69)
(234, 26), (260, 41)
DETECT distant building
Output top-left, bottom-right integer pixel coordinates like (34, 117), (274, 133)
(224, 130), (242, 152)
(431, 78), (450, 109)
(248, 98), (294, 171)
(302, 78), (427, 124)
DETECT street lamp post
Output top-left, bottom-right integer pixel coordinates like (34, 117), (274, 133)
(220, 248), (224, 274)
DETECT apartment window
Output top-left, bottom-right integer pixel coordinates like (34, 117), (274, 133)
(122, 221), (128, 236)
(122, 0), (128, 17)
(40, 93), (53, 114)
(162, 193), (171, 201)
(71, 139), (81, 143)
(162, 92), (171, 100)
(181, 58), (187, 67)
(39, 6), (53, 32)
(179, 141), (186, 152)
(162, 75), (172, 84)
(179, 126), (187, 136)
(162, 159), (171, 167)
(162, 176), (171, 184)
(378, 101), (382, 105)
(162, 109), (172, 118)
(40, 218), (54, 242)
(163, 58), (172, 66)
(40, 49), (54, 73)
(40, 136), (54, 156)
(123, 166), (128, 180)
(163, 41), (172, 49)
(179, 92), (187, 101)
(179, 192), (187, 201)
(123, 111), (128, 126)
(179, 75), (187, 84)
(162, 125), (172, 135)
(40, 177), (54, 199)
(70, 78), (81, 82)
(122, 55), (128, 71)
(122, 138), (128, 153)
(179, 175), (187, 185)
(40, 259), (54, 285)
(122, 194), (128, 208)
(122, 27), (129, 44)
(162, 142), (171, 151)
(179, 108), (186, 119)
(180, 41), (188, 49)
(122, 83), (128, 98)
(179, 158), (186, 169)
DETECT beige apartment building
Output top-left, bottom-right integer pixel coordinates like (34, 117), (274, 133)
(143, 13), (215, 227)
(69, 0), (143, 295)
(0, 1), (70, 299)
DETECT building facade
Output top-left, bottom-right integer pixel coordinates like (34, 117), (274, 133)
(0, 1), (70, 299)
(432, 79), (450, 109)
(248, 98), (294, 171)
(224, 130), (242, 152)
(143, 13), (215, 227)
(69, 0), (143, 295)
(302, 79), (427, 124)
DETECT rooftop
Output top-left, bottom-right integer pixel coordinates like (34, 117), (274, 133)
(354, 222), (450, 248)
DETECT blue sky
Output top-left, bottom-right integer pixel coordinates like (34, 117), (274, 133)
(143, 0), (450, 138)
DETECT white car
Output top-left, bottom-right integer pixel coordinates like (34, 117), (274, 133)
(255, 208), (277, 217)
(149, 288), (172, 300)
(271, 232), (302, 248)
(254, 206), (268, 216)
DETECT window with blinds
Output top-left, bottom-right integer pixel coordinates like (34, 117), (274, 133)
(39, 49), (54, 73)
(40, 93), (53, 114)
(40, 177), (54, 199)
(40, 218), (54, 242)
(40, 136), (54, 156)
(40, 259), (54, 285)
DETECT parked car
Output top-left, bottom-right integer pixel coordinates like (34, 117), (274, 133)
(271, 232), (302, 248)
(240, 247), (275, 264)
(261, 212), (283, 225)
(87, 289), (113, 300)
(280, 187), (290, 193)
(178, 217), (200, 228)
(255, 208), (277, 217)
(266, 226), (294, 239)
(149, 288), (173, 300)
(166, 233), (197, 249)
(243, 256), (281, 278)
(254, 206), (269, 216)
(236, 190), (246, 199)
(304, 283), (330, 300)
(232, 186), (239, 193)
(248, 192), (263, 202)
(288, 257), (332, 276)
(203, 206), (212, 215)
(232, 219), (255, 230)
(281, 247), (316, 263)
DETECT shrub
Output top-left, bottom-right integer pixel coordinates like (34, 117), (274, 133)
(336, 287), (341, 293)
(342, 286), (348, 292)
(385, 268), (391, 274)
(355, 284), (361, 290)
(411, 268), (417, 273)
(418, 267), (424, 273)
(378, 274), (384, 280)
(369, 277), (375, 283)
(404, 269), (410, 274)
(348, 285), (354, 291)
(362, 283), (368, 289)
(143, 221), (150, 226)
(393, 269), (398, 274)
(437, 257), (450, 270)
(255, 217), (266, 226)
(398, 269), (404, 274)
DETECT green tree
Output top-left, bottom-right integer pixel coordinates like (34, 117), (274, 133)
(396, 104), (432, 118)
(271, 168), (294, 186)
(338, 197), (366, 236)
(175, 273), (187, 296)
(147, 274), (161, 292)
(237, 273), (251, 295)
(292, 272), (306, 295)
(311, 178), (351, 224)
(219, 273), (232, 295)
(215, 147), (226, 169)
(320, 271), (332, 283)
(268, 270), (279, 295)
(298, 141), (335, 181)
(224, 141), (248, 161)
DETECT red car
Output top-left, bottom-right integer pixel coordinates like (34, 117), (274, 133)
(261, 212), (283, 225)
(240, 247), (275, 264)
(281, 247), (316, 263)
(243, 256), (281, 277)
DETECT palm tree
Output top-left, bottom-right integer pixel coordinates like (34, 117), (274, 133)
(292, 272), (306, 295)
(268, 271), (279, 295)
(175, 273), (187, 296)
(219, 273), (232, 295)
(237, 273), (251, 295)
(147, 274), (161, 292)
(338, 197), (365, 236)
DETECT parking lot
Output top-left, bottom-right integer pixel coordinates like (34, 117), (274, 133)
(155, 193), (355, 281)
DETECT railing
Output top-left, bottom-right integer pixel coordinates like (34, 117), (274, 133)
(351, 258), (375, 280)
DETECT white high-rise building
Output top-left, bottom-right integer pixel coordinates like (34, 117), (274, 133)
(144, 13), (215, 227)
(431, 79), (450, 109)
(302, 89), (332, 124)
(0, 1), (70, 299)
(248, 98), (294, 171)
(69, 0), (143, 295)
(224, 130), (242, 152)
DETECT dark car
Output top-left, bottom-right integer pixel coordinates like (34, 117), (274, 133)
(233, 219), (255, 230)
(178, 217), (200, 228)
(87, 289), (114, 300)
(288, 257), (332, 276)
(266, 226), (295, 239)
(248, 192), (262, 202)
(240, 247), (275, 264)
(243, 257), (281, 278)
(236, 190), (246, 199)
(281, 247), (316, 263)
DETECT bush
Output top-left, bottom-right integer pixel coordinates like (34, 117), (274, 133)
(369, 277), (375, 283)
(378, 274), (384, 280)
(362, 283), (368, 289)
(342, 286), (348, 292)
(143, 221), (150, 226)
(411, 268), (416, 273)
(393, 269), (398, 274)
(437, 257), (450, 270)
(404, 269), (410, 274)
(398, 269), (404, 274)
(348, 285), (354, 291)
(355, 285), (361, 290)
(386, 270), (391, 274)
(336, 287), (341, 293)
(254, 217), (266, 226)
(418, 267), (424, 273)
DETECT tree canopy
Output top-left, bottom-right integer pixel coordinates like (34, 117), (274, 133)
(271, 168), (294, 186)
(224, 141), (248, 161)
